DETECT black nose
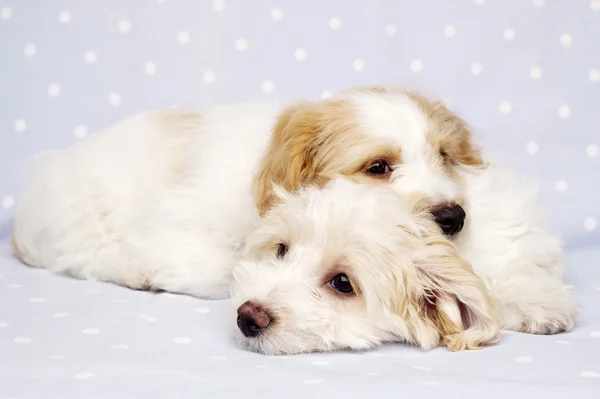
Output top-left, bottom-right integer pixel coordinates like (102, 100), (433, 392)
(236, 301), (272, 338)
(432, 204), (466, 236)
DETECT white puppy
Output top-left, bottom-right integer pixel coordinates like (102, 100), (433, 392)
(231, 178), (500, 355)
(12, 86), (577, 336)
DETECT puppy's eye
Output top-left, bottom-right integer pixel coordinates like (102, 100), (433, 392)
(439, 148), (448, 159)
(330, 273), (354, 294)
(276, 243), (288, 259)
(366, 160), (390, 175)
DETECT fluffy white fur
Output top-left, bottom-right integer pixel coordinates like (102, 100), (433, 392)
(12, 87), (578, 350)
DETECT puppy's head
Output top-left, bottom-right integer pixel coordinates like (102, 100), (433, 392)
(233, 178), (499, 355)
(254, 86), (485, 237)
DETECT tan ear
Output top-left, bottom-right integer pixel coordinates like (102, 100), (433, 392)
(402, 235), (500, 351)
(253, 102), (324, 215)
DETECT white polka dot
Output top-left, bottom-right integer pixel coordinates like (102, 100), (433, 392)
(470, 62), (483, 75)
(421, 381), (440, 386)
(203, 70), (216, 84)
(235, 38), (248, 52)
(108, 92), (121, 106)
(444, 25), (456, 37)
(194, 306), (211, 314)
(591, 331), (600, 338)
(73, 125), (87, 138)
(385, 23), (397, 36)
(474, 0), (486, 5)
(586, 144), (598, 157)
(255, 364), (271, 369)
(589, 69), (600, 83)
(499, 101), (512, 114)
(261, 80), (274, 93)
(74, 372), (95, 379)
(48, 83), (61, 97)
(144, 62), (157, 75)
(591, 0), (600, 11)
(530, 66), (542, 79)
(558, 105), (571, 118)
(14, 119), (26, 132)
(84, 51), (97, 63)
(526, 141), (539, 155)
(29, 297), (46, 303)
(212, 0), (225, 12)
(413, 365), (432, 371)
(585, 217), (598, 231)
(24, 44), (37, 57)
(560, 34), (572, 46)
(303, 379), (323, 384)
(53, 312), (70, 318)
(174, 337), (192, 344)
(111, 299), (129, 303)
(353, 58), (365, 72)
(329, 17), (341, 30)
(2, 195), (15, 209)
(58, 11), (71, 24)
(554, 180), (568, 193)
(363, 351), (381, 356)
(85, 289), (101, 294)
(14, 337), (33, 344)
(177, 31), (190, 44)
(312, 360), (330, 366)
(580, 371), (600, 378)
(503, 28), (515, 41)
(363, 372), (380, 376)
(410, 59), (423, 72)
(556, 340), (573, 345)
(0, 6), (12, 20)
(514, 356), (533, 363)
(140, 315), (156, 323)
(294, 48), (307, 61)
(111, 344), (129, 350)
(321, 90), (332, 99)
(532, 0), (545, 7)
(118, 20), (132, 33)
(209, 355), (227, 360)
(0, 322), (8, 327)
(8, 284), (23, 288)
(270, 7), (283, 21)
(81, 328), (100, 335)
(47, 355), (66, 360)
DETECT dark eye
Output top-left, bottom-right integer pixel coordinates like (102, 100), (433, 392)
(439, 148), (448, 159)
(366, 160), (390, 175)
(276, 243), (288, 259)
(330, 273), (354, 294)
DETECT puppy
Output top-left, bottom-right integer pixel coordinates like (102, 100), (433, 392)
(12, 86), (577, 334)
(231, 178), (500, 355)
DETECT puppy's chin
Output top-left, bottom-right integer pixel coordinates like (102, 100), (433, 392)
(232, 330), (326, 356)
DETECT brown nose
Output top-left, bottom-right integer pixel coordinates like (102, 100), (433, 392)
(432, 204), (466, 236)
(236, 301), (272, 338)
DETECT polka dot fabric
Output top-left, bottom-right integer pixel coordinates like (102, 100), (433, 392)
(0, 1), (599, 398)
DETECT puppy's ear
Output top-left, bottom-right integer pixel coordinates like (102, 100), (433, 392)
(253, 102), (324, 215)
(401, 236), (500, 351)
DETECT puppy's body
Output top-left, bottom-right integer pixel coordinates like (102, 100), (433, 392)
(12, 87), (577, 334)
(13, 105), (279, 297)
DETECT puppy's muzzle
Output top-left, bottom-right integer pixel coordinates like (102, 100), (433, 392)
(432, 204), (466, 236)
(237, 301), (272, 338)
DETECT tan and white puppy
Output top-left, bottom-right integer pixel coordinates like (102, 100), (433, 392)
(12, 86), (577, 337)
(231, 178), (499, 355)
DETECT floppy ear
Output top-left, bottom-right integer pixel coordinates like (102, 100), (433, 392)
(401, 235), (500, 351)
(253, 102), (324, 216)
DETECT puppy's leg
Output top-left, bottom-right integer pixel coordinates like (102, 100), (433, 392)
(494, 273), (578, 334)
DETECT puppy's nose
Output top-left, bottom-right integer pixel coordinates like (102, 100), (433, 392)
(236, 301), (272, 338)
(432, 204), (466, 236)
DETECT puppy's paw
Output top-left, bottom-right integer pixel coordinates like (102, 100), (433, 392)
(442, 328), (500, 351)
(516, 310), (576, 335)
